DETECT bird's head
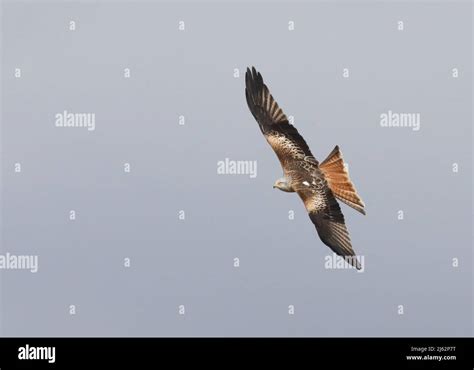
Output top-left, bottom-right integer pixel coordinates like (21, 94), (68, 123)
(273, 178), (293, 192)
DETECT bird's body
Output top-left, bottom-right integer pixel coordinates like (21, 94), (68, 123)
(245, 67), (366, 270)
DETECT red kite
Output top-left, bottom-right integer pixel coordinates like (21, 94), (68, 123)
(245, 67), (366, 269)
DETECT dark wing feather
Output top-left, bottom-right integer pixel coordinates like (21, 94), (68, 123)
(245, 67), (317, 167)
(296, 176), (361, 270)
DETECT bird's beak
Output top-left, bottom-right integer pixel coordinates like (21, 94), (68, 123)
(272, 185), (276, 189)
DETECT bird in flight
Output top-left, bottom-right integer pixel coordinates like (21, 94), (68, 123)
(245, 67), (366, 270)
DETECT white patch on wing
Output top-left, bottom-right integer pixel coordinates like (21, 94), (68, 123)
(303, 181), (310, 186)
(313, 194), (325, 211)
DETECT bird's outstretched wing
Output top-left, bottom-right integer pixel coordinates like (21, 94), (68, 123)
(295, 172), (362, 270)
(245, 66), (318, 169)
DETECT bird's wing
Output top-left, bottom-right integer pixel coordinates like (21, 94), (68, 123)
(245, 67), (318, 169)
(294, 169), (361, 270)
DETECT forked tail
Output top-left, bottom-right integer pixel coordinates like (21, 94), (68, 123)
(320, 145), (366, 215)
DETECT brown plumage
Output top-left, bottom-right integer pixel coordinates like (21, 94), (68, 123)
(245, 67), (365, 270)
